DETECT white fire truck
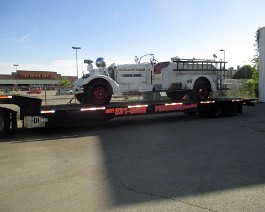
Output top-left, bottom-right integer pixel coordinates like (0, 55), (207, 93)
(73, 54), (226, 105)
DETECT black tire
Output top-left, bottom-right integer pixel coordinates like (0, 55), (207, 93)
(0, 110), (10, 138)
(84, 81), (112, 106)
(166, 91), (185, 100)
(189, 80), (210, 101)
(208, 107), (222, 118)
(184, 111), (196, 116)
(200, 106), (222, 118)
(224, 106), (238, 116)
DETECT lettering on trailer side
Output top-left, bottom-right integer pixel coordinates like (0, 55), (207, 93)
(105, 108), (115, 114)
(155, 103), (198, 112)
(105, 107), (147, 116)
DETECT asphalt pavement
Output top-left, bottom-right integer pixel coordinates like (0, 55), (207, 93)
(0, 103), (265, 211)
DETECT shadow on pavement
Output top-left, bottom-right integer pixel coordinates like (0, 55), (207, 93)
(97, 107), (265, 205)
(2, 104), (265, 206)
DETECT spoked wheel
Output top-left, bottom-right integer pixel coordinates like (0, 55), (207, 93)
(92, 87), (109, 105)
(84, 81), (112, 106)
(189, 80), (210, 101)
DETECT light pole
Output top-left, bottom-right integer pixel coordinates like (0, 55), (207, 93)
(243, 61), (247, 79)
(72, 46), (81, 78)
(220, 49), (226, 79)
(13, 64), (19, 91)
(220, 49), (225, 63)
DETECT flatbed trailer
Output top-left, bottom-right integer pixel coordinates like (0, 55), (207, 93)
(0, 94), (256, 138)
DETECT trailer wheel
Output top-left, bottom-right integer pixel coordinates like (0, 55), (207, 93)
(84, 81), (112, 106)
(224, 106), (238, 116)
(210, 107), (222, 118)
(0, 110), (10, 138)
(189, 80), (210, 101)
(201, 106), (222, 118)
(184, 111), (196, 116)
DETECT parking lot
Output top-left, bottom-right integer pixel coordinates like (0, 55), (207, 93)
(0, 100), (265, 211)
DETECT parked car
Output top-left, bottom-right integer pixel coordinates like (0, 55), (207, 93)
(27, 87), (42, 94)
(61, 89), (73, 95)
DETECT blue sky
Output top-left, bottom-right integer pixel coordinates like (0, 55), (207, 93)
(0, 0), (264, 76)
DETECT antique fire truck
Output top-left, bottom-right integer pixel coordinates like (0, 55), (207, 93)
(73, 54), (225, 105)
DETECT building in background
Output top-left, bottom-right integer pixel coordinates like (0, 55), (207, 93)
(0, 70), (77, 91)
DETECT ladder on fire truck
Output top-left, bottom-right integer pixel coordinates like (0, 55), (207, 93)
(171, 57), (227, 90)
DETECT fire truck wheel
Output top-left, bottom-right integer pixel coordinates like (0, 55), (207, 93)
(0, 110), (10, 138)
(75, 93), (84, 103)
(84, 81), (112, 106)
(189, 80), (210, 101)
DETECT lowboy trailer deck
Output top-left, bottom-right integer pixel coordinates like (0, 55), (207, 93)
(0, 94), (255, 138)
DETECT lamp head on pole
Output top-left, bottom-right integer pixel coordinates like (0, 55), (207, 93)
(13, 64), (19, 71)
(72, 46), (81, 50)
(219, 49), (225, 63)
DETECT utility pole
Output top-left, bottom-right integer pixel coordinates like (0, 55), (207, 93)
(72, 46), (81, 78)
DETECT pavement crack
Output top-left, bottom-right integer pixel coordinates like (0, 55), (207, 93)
(111, 177), (217, 211)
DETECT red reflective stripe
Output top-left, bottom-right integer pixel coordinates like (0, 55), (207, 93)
(0, 96), (12, 99)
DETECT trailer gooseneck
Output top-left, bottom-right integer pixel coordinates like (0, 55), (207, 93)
(0, 94), (255, 138)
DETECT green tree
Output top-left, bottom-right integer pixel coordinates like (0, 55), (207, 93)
(252, 28), (260, 65)
(59, 77), (72, 88)
(233, 65), (253, 79)
(244, 68), (259, 97)
(241, 28), (260, 98)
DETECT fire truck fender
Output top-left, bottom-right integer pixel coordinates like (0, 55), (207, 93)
(82, 75), (121, 94)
